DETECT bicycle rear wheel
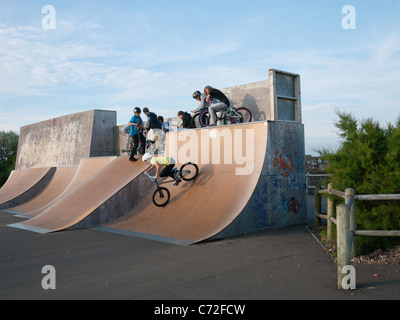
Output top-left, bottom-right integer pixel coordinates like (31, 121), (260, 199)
(199, 110), (210, 127)
(180, 163), (199, 181)
(152, 187), (170, 207)
(126, 140), (133, 157)
(231, 107), (252, 124)
(192, 113), (201, 128)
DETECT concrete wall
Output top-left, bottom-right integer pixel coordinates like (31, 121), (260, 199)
(14, 68), (301, 170)
(162, 69), (301, 130)
(213, 120), (306, 239)
(16, 110), (116, 170)
(221, 80), (270, 122)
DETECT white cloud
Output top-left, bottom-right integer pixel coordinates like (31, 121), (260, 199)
(1, 8), (399, 160)
(0, 21), (247, 98)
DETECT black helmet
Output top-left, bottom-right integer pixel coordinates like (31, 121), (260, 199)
(134, 107), (141, 114)
(192, 91), (201, 99)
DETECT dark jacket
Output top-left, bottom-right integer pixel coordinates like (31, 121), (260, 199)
(145, 112), (162, 130)
(181, 112), (195, 129)
(209, 88), (230, 107)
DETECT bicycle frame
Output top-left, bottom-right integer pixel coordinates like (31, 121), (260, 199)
(146, 168), (192, 188)
(147, 174), (175, 188)
(214, 107), (240, 122)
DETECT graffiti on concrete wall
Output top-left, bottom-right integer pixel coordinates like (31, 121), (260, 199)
(272, 149), (295, 178)
(251, 122), (306, 229)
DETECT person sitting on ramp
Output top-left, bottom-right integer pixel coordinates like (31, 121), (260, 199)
(143, 153), (181, 185)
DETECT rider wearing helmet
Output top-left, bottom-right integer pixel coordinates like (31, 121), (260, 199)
(143, 153), (181, 185)
(128, 107), (144, 162)
(192, 91), (201, 99)
(191, 90), (208, 114)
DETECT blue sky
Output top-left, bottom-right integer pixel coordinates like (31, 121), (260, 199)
(0, 0), (399, 155)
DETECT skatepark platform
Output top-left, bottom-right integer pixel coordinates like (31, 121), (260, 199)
(4, 120), (306, 245)
(1, 68), (307, 245)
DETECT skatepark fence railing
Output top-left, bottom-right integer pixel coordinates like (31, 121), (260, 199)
(314, 184), (400, 289)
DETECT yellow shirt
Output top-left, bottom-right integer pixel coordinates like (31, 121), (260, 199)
(150, 157), (175, 166)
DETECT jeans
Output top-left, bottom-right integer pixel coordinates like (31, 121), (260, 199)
(209, 102), (228, 125)
(130, 133), (144, 159)
(160, 164), (176, 179)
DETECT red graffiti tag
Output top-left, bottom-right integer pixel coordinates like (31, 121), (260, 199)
(288, 198), (300, 215)
(272, 149), (295, 177)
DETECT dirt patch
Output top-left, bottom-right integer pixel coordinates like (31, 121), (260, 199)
(311, 226), (400, 265)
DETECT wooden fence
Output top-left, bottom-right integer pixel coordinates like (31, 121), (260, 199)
(314, 184), (400, 289)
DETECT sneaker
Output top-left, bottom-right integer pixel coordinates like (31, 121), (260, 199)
(129, 157), (137, 162)
(173, 178), (182, 186)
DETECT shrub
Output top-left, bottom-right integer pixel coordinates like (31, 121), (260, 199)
(318, 110), (400, 255)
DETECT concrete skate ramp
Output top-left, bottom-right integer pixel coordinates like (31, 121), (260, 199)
(16, 157), (117, 217)
(8, 157), (116, 216)
(9, 157), (150, 233)
(97, 122), (271, 245)
(98, 121), (306, 245)
(7, 167), (77, 215)
(0, 167), (56, 210)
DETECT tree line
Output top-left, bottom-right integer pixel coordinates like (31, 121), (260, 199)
(0, 131), (19, 187)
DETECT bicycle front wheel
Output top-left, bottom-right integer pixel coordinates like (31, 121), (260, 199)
(231, 107), (252, 124)
(153, 187), (170, 207)
(192, 113), (201, 128)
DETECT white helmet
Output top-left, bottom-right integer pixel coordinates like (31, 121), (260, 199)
(142, 153), (152, 162)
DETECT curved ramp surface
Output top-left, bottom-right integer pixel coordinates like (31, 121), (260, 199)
(18, 157), (116, 217)
(98, 121), (306, 245)
(98, 122), (270, 245)
(0, 167), (56, 210)
(8, 167), (77, 214)
(9, 157), (149, 233)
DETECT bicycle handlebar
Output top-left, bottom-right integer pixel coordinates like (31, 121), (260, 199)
(146, 173), (156, 183)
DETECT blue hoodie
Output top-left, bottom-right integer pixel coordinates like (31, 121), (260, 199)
(129, 115), (143, 136)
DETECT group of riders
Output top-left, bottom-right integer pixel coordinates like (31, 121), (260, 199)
(126, 86), (231, 183)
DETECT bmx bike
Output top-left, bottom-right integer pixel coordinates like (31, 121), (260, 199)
(191, 108), (207, 128)
(121, 131), (145, 157)
(121, 136), (143, 157)
(146, 162), (199, 207)
(199, 106), (252, 127)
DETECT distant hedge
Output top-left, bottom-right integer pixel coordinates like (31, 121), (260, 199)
(318, 110), (400, 255)
(0, 131), (19, 188)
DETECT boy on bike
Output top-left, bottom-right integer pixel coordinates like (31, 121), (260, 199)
(143, 153), (181, 185)
(191, 90), (208, 114)
(128, 107), (144, 162)
(204, 85), (231, 126)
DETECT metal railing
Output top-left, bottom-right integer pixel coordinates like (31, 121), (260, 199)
(314, 184), (400, 289)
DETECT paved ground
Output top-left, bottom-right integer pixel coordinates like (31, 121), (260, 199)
(1, 204), (399, 301)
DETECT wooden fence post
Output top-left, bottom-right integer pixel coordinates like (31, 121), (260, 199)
(337, 204), (352, 289)
(345, 188), (356, 258)
(314, 186), (321, 228)
(327, 183), (334, 241)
